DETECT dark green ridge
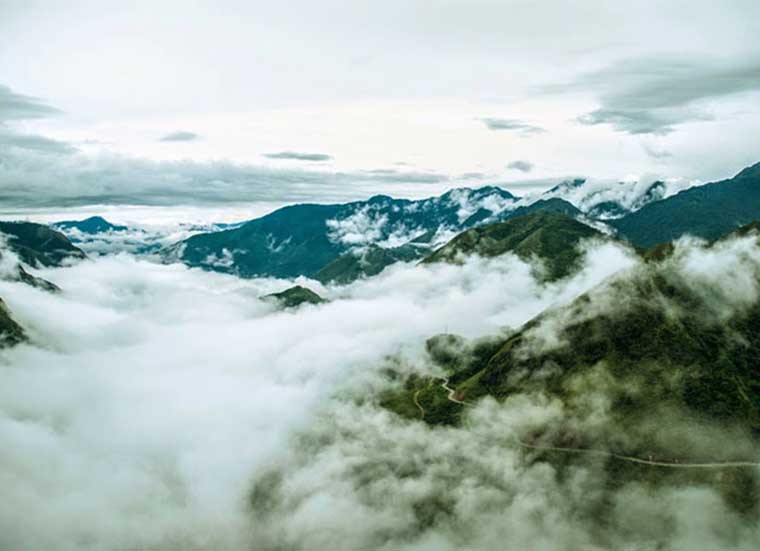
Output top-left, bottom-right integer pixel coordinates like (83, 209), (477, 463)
(0, 221), (86, 267)
(422, 211), (604, 281)
(264, 285), (326, 309)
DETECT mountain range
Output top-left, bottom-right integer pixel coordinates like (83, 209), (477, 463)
(157, 161), (760, 283)
(3, 160), (760, 348)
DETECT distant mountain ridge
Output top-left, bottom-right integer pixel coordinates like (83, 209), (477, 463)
(163, 161), (760, 281)
(53, 216), (128, 234)
(25, 160), (760, 287)
(167, 186), (523, 279)
(612, 161), (760, 248)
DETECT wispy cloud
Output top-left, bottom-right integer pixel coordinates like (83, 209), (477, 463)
(507, 160), (534, 173)
(0, 130), (76, 154)
(0, 83), (75, 155)
(480, 117), (545, 136)
(0, 84), (61, 122)
(641, 142), (673, 160)
(0, 149), (451, 208)
(159, 131), (201, 142)
(264, 151), (332, 162)
(558, 57), (760, 135)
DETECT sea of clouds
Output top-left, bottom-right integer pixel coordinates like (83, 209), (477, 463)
(0, 235), (758, 550)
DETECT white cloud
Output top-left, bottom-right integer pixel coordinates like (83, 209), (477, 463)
(326, 207), (389, 247)
(0, 239), (635, 549)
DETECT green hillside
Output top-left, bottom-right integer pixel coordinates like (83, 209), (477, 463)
(423, 211), (604, 281)
(386, 226), (760, 435)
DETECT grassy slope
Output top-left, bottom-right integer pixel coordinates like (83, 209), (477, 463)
(423, 211), (604, 281)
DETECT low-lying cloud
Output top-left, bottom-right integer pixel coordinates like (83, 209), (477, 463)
(0, 83), (75, 155)
(0, 238), (639, 550)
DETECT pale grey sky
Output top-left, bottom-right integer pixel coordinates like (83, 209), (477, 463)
(1, 0), (759, 209)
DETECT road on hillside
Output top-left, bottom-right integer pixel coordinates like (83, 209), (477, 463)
(416, 377), (760, 469)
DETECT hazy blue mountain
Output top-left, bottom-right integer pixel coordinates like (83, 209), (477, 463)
(0, 221), (86, 267)
(54, 216), (128, 234)
(612, 161), (760, 248)
(167, 186), (519, 278)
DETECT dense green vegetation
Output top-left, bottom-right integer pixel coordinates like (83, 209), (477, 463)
(0, 221), (86, 267)
(264, 285), (326, 308)
(381, 226), (760, 514)
(387, 227), (760, 436)
(423, 211), (604, 281)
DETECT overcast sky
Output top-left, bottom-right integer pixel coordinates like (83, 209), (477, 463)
(1, 0), (759, 211)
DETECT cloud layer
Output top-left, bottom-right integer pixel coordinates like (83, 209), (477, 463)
(2, 231), (760, 549)
(0, 238), (636, 550)
(0, 148), (451, 208)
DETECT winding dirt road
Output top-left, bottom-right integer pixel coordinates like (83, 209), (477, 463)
(429, 378), (760, 469)
(440, 378), (466, 404)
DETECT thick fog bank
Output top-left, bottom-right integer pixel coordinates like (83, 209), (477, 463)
(1, 239), (757, 550)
